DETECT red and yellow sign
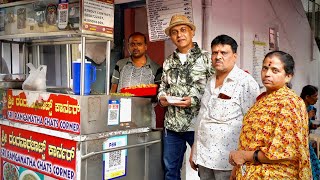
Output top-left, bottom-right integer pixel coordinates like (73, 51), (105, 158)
(1, 125), (77, 180)
(6, 90), (81, 134)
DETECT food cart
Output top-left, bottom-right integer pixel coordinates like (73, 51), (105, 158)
(0, 0), (163, 180)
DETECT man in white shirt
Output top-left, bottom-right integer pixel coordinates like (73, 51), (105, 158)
(189, 35), (260, 180)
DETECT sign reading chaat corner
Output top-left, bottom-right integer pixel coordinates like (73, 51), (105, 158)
(1, 125), (77, 180)
(6, 90), (81, 134)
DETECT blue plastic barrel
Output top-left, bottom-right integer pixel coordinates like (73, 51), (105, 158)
(72, 61), (96, 95)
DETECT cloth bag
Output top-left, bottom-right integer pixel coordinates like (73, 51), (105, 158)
(22, 63), (47, 91)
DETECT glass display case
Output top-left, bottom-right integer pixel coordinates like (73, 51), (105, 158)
(0, 1), (163, 180)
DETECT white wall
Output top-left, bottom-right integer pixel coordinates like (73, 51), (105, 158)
(165, 0), (320, 94)
(202, 0), (320, 96)
(114, 0), (320, 179)
(184, 0), (320, 178)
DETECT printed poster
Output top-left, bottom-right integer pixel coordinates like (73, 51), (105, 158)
(107, 100), (120, 126)
(103, 135), (127, 180)
(82, 0), (114, 38)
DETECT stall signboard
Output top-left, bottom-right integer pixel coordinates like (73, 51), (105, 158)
(1, 125), (77, 180)
(82, 0), (114, 38)
(6, 90), (81, 134)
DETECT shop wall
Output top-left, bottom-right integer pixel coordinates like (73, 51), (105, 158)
(202, 0), (320, 95)
(161, 0), (320, 96)
(124, 7), (165, 66)
(160, 0), (320, 116)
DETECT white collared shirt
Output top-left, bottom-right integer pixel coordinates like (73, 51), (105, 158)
(192, 65), (260, 170)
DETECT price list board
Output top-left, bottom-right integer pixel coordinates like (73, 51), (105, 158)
(146, 0), (193, 42)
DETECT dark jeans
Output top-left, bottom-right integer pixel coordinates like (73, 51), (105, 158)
(163, 129), (194, 180)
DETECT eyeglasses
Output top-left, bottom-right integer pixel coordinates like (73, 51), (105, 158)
(128, 42), (144, 47)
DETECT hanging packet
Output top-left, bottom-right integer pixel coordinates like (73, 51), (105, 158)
(22, 63), (47, 91)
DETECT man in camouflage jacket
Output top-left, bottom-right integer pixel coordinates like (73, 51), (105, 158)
(158, 14), (213, 180)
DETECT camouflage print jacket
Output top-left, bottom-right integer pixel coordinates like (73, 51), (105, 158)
(158, 43), (214, 132)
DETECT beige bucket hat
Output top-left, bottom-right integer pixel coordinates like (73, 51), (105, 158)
(164, 14), (196, 36)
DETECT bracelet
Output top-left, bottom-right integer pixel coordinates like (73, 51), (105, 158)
(253, 150), (260, 164)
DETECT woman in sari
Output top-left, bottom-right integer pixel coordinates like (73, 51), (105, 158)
(301, 85), (320, 180)
(301, 85), (318, 130)
(229, 51), (311, 179)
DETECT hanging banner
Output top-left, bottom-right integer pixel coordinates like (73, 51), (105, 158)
(6, 90), (81, 134)
(1, 125), (77, 180)
(82, 0), (114, 38)
(146, 0), (193, 42)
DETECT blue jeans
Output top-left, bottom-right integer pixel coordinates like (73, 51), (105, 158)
(163, 129), (194, 180)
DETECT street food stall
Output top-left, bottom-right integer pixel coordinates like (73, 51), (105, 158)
(0, 0), (163, 180)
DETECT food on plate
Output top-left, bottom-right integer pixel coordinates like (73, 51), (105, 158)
(3, 163), (18, 180)
(122, 84), (158, 89)
(22, 173), (37, 180)
(19, 170), (40, 180)
(110, 92), (134, 97)
(120, 84), (158, 96)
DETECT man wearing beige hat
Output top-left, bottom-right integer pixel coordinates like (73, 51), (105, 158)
(158, 14), (214, 180)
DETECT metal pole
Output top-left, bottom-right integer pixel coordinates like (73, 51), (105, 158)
(80, 36), (86, 95)
(66, 44), (71, 88)
(81, 139), (161, 160)
(22, 43), (26, 74)
(105, 41), (111, 95)
(10, 42), (12, 73)
(144, 146), (150, 180)
(36, 45), (40, 67)
(84, 141), (88, 180)
(0, 41), (2, 72)
(76, 142), (83, 180)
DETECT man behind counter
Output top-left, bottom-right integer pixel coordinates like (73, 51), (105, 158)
(110, 32), (162, 93)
